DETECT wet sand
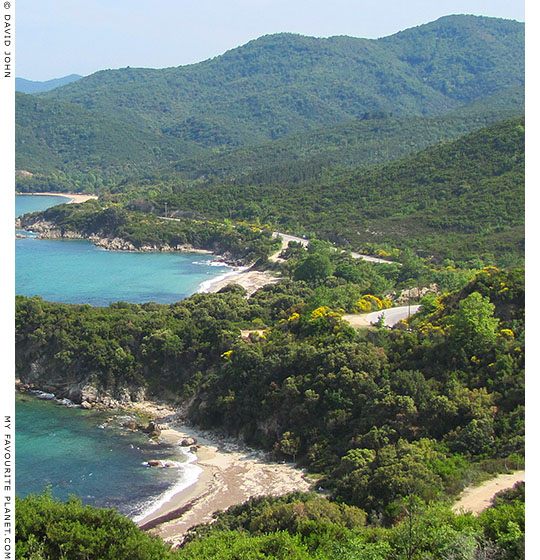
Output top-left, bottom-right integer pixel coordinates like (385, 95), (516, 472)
(129, 402), (312, 546)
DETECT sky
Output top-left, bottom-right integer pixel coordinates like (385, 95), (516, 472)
(16, 0), (525, 81)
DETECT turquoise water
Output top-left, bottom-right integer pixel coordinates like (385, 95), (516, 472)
(16, 195), (230, 305)
(16, 394), (200, 518)
(15, 194), (222, 517)
(16, 193), (74, 214)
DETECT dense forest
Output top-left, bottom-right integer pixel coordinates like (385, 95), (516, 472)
(124, 118), (525, 266)
(16, 263), (524, 557)
(14, 12), (525, 560)
(15, 15), (523, 192)
(21, 116), (524, 267)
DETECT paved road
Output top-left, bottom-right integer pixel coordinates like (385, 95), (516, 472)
(272, 232), (397, 265)
(343, 305), (421, 328)
(272, 232), (309, 247)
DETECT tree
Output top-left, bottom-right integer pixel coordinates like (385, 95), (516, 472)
(15, 492), (177, 560)
(293, 254), (334, 283)
(277, 431), (301, 462)
(448, 292), (499, 355)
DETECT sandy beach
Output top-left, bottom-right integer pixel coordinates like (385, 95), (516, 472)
(17, 191), (99, 204)
(129, 402), (312, 546)
(201, 269), (281, 297)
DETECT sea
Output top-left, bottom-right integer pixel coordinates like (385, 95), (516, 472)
(15, 194), (229, 518)
(16, 194), (230, 306)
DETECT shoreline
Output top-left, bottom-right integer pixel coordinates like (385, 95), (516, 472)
(16, 191), (99, 204)
(201, 268), (281, 296)
(127, 402), (313, 545)
(17, 193), (283, 297)
(197, 265), (250, 293)
(17, 390), (312, 544)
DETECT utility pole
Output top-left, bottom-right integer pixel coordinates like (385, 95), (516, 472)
(164, 202), (168, 218)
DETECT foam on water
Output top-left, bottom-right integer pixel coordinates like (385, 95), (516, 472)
(15, 194), (220, 514)
(198, 266), (249, 293)
(132, 447), (203, 522)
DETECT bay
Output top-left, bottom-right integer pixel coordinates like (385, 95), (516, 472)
(16, 194), (230, 305)
(16, 393), (200, 518)
(15, 194), (219, 517)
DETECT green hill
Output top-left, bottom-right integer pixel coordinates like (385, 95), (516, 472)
(15, 92), (202, 191)
(134, 118), (524, 265)
(168, 88), (523, 184)
(15, 15), (523, 191)
(42, 15), (523, 138)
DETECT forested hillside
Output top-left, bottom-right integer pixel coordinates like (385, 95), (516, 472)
(14, 12), (525, 559)
(15, 15), (523, 191)
(108, 117), (524, 266)
(16, 263), (524, 556)
(167, 93), (523, 184)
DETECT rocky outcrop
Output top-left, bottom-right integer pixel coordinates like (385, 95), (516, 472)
(15, 215), (252, 265)
(16, 359), (148, 409)
(16, 216), (224, 256)
(94, 237), (138, 251)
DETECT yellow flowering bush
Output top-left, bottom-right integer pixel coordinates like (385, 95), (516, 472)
(354, 294), (384, 312)
(499, 328), (515, 340)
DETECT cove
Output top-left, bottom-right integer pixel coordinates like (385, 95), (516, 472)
(16, 194), (229, 306)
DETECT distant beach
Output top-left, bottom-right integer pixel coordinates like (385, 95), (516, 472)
(16, 191), (99, 204)
(199, 268), (281, 296)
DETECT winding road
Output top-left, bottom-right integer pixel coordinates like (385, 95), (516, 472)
(343, 305), (421, 328)
(271, 232), (397, 265)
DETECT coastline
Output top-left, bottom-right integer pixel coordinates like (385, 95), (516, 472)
(200, 268), (281, 296)
(129, 402), (312, 545)
(16, 192), (283, 297)
(16, 191), (99, 204)
(17, 390), (311, 544)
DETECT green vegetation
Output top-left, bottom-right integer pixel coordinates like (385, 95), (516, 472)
(14, 13), (525, 559)
(16, 266), (524, 521)
(18, 200), (279, 264)
(16, 492), (178, 559)
(162, 100), (524, 185)
(16, 15), (523, 191)
(17, 484), (524, 559)
(22, 115), (523, 267)
(115, 117), (524, 266)
(180, 490), (524, 560)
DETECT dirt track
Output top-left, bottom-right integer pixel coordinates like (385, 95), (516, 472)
(452, 471), (525, 514)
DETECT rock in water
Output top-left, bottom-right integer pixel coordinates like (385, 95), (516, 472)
(141, 422), (161, 437)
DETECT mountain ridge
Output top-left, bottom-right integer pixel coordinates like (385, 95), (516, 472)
(15, 14), (524, 191)
(15, 74), (83, 94)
